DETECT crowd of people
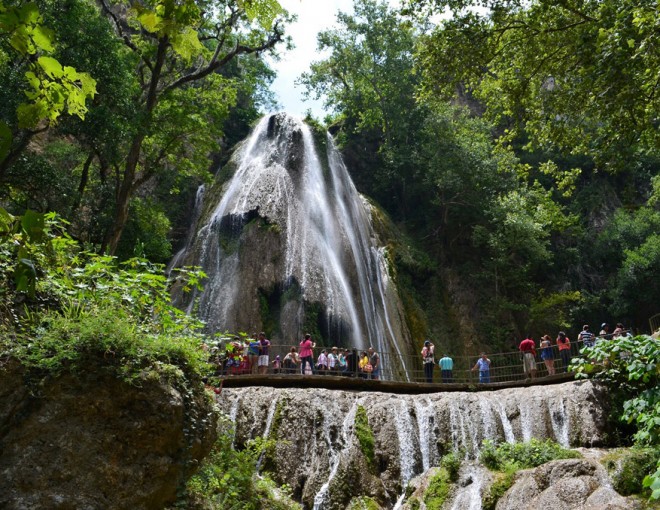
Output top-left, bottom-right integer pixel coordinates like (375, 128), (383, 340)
(212, 333), (383, 380)
(208, 321), (634, 384)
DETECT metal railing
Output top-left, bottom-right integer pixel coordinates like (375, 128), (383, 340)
(209, 333), (629, 385)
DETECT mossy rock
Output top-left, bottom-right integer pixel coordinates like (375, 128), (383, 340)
(423, 467), (453, 510)
(481, 469), (516, 510)
(602, 447), (659, 497)
(346, 496), (382, 510)
(355, 405), (376, 469)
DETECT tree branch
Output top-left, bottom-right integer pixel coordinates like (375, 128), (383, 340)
(162, 22), (284, 95)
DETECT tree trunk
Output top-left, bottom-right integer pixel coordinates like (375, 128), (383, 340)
(102, 135), (143, 255)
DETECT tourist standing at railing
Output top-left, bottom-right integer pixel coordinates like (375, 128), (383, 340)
(247, 333), (261, 374)
(519, 335), (537, 380)
(540, 334), (555, 376)
(345, 349), (358, 377)
(421, 340), (435, 383)
(368, 347), (381, 380)
(599, 323), (612, 340)
(299, 334), (315, 375)
(439, 353), (453, 383)
(328, 347), (340, 374)
(258, 332), (271, 375)
(578, 324), (595, 347)
(316, 349), (329, 375)
(471, 353), (491, 383)
(358, 351), (369, 378)
(282, 347), (299, 374)
(556, 331), (571, 372)
(338, 349), (347, 373)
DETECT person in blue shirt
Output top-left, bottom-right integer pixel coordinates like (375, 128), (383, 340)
(439, 353), (454, 383)
(471, 353), (491, 383)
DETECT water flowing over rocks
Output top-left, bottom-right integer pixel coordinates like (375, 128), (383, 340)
(0, 361), (216, 510)
(219, 380), (612, 509)
(170, 113), (413, 363)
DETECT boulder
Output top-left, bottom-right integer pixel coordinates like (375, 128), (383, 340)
(0, 361), (217, 510)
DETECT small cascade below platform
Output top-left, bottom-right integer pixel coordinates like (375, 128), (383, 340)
(220, 380), (610, 509)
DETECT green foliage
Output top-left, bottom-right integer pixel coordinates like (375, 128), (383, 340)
(346, 496), (381, 510)
(355, 405), (376, 469)
(573, 336), (660, 446)
(481, 468), (516, 510)
(0, 0), (96, 138)
(479, 439), (580, 472)
(411, 0), (660, 170)
(602, 448), (660, 498)
(175, 418), (301, 510)
(423, 467), (452, 510)
(440, 452), (461, 482)
(0, 208), (209, 385)
(572, 335), (660, 500)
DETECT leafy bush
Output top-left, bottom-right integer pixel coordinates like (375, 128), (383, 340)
(173, 418), (301, 510)
(423, 467), (452, 510)
(479, 438), (580, 471)
(0, 208), (208, 385)
(440, 452), (461, 482)
(573, 335), (660, 500)
(602, 448), (660, 498)
(481, 468), (516, 510)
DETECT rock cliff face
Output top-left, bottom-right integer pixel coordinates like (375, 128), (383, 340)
(0, 362), (217, 510)
(218, 380), (611, 509)
(170, 113), (414, 363)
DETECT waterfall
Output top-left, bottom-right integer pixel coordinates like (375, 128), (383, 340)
(494, 400), (516, 443)
(221, 381), (606, 510)
(414, 397), (437, 472)
(392, 400), (419, 509)
(170, 113), (411, 355)
(313, 400), (358, 509)
(549, 396), (570, 447)
(167, 184), (205, 275)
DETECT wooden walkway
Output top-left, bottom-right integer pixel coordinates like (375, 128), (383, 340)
(219, 372), (575, 394)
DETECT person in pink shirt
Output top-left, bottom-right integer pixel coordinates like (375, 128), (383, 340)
(299, 333), (315, 375)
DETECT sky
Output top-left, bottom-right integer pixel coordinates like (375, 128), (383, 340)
(267, 0), (357, 119)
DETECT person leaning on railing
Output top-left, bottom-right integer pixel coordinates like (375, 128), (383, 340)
(556, 331), (571, 372)
(439, 353), (453, 383)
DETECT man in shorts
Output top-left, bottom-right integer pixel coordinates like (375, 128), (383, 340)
(257, 332), (271, 375)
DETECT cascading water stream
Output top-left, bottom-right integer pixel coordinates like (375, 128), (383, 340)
(313, 400), (358, 510)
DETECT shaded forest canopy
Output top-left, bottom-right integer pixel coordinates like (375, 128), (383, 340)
(1, 0), (659, 354)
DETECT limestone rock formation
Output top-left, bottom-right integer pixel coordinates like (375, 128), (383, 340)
(0, 361), (217, 510)
(219, 380), (611, 509)
(495, 458), (640, 510)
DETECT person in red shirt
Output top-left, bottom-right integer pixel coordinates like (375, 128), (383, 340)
(519, 336), (537, 380)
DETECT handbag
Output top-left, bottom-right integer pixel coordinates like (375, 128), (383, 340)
(364, 363), (373, 373)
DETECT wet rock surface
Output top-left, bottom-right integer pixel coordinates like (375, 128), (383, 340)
(495, 458), (640, 510)
(220, 380), (610, 509)
(0, 361), (217, 510)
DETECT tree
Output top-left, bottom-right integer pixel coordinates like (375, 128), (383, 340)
(0, 1), (96, 176)
(407, 0), (660, 171)
(94, 0), (289, 254)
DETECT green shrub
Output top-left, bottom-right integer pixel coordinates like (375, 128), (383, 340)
(480, 438), (580, 471)
(346, 496), (381, 510)
(423, 468), (452, 510)
(602, 448), (660, 497)
(481, 467), (516, 510)
(573, 335), (660, 500)
(174, 420), (300, 510)
(440, 452), (461, 482)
